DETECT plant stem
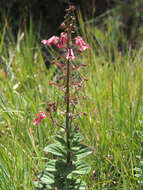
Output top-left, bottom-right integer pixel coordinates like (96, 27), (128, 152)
(66, 59), (71, 164)
(67, 0), (71, 5)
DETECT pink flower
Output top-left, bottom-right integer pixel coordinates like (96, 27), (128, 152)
(57, 33), (67, 48)
(74, 36), (90, 51)
(41, 36), (59, 46)
(66, 49), (75, 60)
(41, 40), (47, 44)
(33, 111), (46, 126)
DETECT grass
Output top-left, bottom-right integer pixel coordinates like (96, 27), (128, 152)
(0, 15), (143, 190)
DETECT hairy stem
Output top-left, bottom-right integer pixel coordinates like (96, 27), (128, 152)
(66, 59), (71, 164)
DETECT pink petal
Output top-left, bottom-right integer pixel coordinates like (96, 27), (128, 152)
(33, 111), (46, 126)
(66, 49), (75, 60)
(74, 36), (90, 51)
(47, 36), (59, 45)
(41, 36), (59, 46)
(33, 118), (40, 126)
(57, 32), (67, 48)
(39, 111), (46, 119)
(41, 40), (48, 44)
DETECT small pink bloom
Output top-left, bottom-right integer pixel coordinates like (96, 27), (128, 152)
(57, 32), (67, 48)
(66, 49), (75, 60)
(47, 36), (59, 45)
(83, 96), (87, 100)
(33, 111), (46, 126)
(49, 81), (56, 85)
(74, 36), (90, 51)
(41, 40), (47, 44)
(41, 36), (59, 46)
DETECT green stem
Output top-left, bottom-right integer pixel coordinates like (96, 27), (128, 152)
(66, 58), (71, 164)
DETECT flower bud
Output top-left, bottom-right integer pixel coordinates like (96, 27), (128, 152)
(72, 65), (76, 70)
(53, 106), (57, 112)
(48, 102), (55, 106)
(71, 5), (76, 11)
(83, 112), (87, 116)
(84, 78), (88, 81)
(60, 22), (66, 30)
(46, 107), (50, 112)
(70, 113), (74, 119)
(75, 125), (80, 130)
(53, 119), (56, 124)
(83, 96), (87, 100)
(81, 64), (87, 67)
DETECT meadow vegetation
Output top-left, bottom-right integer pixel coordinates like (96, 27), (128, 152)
(0, 10), (143, 190)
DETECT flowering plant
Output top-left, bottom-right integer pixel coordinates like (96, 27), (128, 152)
(34, 4), (91, 190)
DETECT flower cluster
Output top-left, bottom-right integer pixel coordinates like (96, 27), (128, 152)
(34, 33), (89, 125)
(41, 34), (89, 61)
(41, 33), (67, 48)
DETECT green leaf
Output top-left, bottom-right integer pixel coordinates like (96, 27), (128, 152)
(72, 144), (92, 160)
(70, 132), (84, 145)
(74, 179), (87, 190)
(44, 143), (66, 158)
(53, 135), (66, 147)
(134, 167), (142, 172)
(135, 174), (141, 178)
(34, 181), (43, 189)
(140, 161), (143, 165)
(34, 160), (88, 189)
(45, 160), (57, 172)
(72, 160), (91, 175)
(45, 160), (76, 177)
(40, 171), (55, 184)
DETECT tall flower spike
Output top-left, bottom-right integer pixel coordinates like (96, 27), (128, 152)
(33, 111), (46, 126)
(74, 36), (90, 51)
(66, 49), (75, 60)
(57, 32), (67, 48)
(41, 36), (59, 46)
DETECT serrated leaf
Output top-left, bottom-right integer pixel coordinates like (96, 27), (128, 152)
(74, 179), (87, 190)
(45, 184), (52, 189)
(53, 135), (66, 147)
(35, 160), (88, 189)
(45, 160), (57, 172)
(40, 171), (55, 184)
(72, 160), (91, 175)
(34, 181), (43, 189)
(54, 177), (87, 190)
(44, 143), (66, 158)
(71, 132), (84, 145)
(45, 160), (76, 177)
(140, 161), (143, 165)
(72, 144), (92, 160)
(136, 155), (141, 159)
(135, 174), (141, 178)
(134, 167), (142, 172)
